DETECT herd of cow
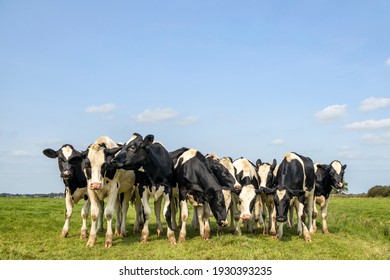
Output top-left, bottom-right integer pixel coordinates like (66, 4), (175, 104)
(43, 133), (347, 247)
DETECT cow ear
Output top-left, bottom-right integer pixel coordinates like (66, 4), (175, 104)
(342, 164), (347, 170)
(288, 189), (306, 197)
(317, 164), (329, 171)
(256, 159), (262, 166)
(260, 187), (276, 195)
(143, 134), (154, 147)
(105, 146), (122, 156)
(271, 159), (277, 169)
(68, 153), (84, 166)
(43, 149), (58, 159)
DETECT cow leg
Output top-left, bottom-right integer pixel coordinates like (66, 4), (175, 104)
(114, 196), (122, 237)
(86, 191), (99, 247)
(179, 200), (188, 242)
(170, 189), (179, 231)
(276, 222), (284, 240)
(298, 202), (311, 242)
(154, 195), (164, 237)
(80, 198), (90, 239)
(62, 190), (74, 238)
(312, 198), (319, 233)
(191, 207), (199, 230)
(104, 187), (119, 248)
(140, 191), (151, 243)
(306, 190), (315, 235)
(321, 198), (330, 234)
(232, 194), (241, 235)
(120, 191), (130, 237)
(162, 192), (176, 244)
(133, 186), (143, 233)
(96, 199), (104, 233)
(270, 203), (277, 238)
(203, 204), (211, 240)
(195, 205), (206, 239)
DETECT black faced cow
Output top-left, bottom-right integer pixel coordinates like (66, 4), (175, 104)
(313, 160), (347, 234)
(170, 148), (228, 241)
(189, 154), (236, 234)
(68, 136), (136, 247)
(43, 144), (103, 238)
(111, 133), (176, 244)
(263, 152), (315, 242)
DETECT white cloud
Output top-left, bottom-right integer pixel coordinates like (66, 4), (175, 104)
(9, 150), (35, 157)
(359, 97), (390, 111)
(361, 132), (390, 145)
(386, 58), (390, 66)
(345, 118), (390, 130)
(314, 104), (347, 122)
(85, 103), (116, 113)
(134, 108), (179, 124)
(272, 139), (285, 145)
(176, 116), (199, 126)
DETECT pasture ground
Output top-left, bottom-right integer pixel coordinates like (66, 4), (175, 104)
(0, 197), (389, 260)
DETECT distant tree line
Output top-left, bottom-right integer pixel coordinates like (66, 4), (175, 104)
(367, 185), (390, 198)
(0, 193), (64, 198)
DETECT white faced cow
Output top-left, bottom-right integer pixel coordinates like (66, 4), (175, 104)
(232, 157), (262, 235)
(170, 148), (228, 241)
(68, 136), (136, 247)
(313, 160), (347, 234)
(256, 159), (278, 237)
(263, 152), (315, 242)
(111, 133), (176, 244)
(43, 144), (102, 238)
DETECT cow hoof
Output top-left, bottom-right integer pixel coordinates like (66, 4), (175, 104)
(140, 239), (148, 244)
(157, 229), (163, 237)
(86, 240), (96, 247)
(178, 236), (186, 242)
(61, 230), (69, 238)
(105, 241), (113, 248)
(234, 230), (242, 236)
(114, 229), (121, 237)
(322, 229), (329, 234)
(80, 231), (88, 239)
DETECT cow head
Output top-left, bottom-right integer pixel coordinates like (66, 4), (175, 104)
(329, 160), (347, 189)
(261, 186), (305, 223)
(219, 157), (241, 190)
(111, 133), (153, 170)
(43, 144), (80, 181)
(68, 142), (120, 190)
(205, 156), (236, 191)
(206, 187), (228, 227)
(256, 159), (277, 189)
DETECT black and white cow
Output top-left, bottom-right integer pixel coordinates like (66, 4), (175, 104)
(170, 148), (228, 241)
(189, 154), (236, 234)
(256, 159), (278, 236)
(68, 136), (135, 247)
(43, 144), (102, 238)
(111, 133), (176, 244)
(218, 157), (241, 233)
(262, 152), (315, 242)
(313, 160), (347, 234)
(232, 157), (262, 235)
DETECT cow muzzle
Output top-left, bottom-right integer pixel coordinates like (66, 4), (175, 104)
(89, 182), (102, 190)
(277, 216), (287, 223)
(241, 213), (252, 221)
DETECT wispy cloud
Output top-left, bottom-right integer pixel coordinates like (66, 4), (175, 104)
(359, 97), (390, 112)
(9, 150), (35, 157)
(386, 58), (390, 66)
(361, 132), (390, 145)
(345, 118), (390, 130)
(314, 104), (347, 122)
(134, 108), (179, 124)
(85, 103), (116, 113)
(176, 116), (199, 126)
(272, 138), (285, 145)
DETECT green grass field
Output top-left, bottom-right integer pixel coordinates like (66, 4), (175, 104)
(0, 197), (389, 260)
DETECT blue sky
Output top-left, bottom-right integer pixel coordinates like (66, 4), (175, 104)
(0, 0), (389, 194)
